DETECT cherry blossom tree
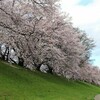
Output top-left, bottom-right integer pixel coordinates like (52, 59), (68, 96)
(0, 0), (100, 85)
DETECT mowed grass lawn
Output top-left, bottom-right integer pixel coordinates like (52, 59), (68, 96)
(0, 61), (100, 100)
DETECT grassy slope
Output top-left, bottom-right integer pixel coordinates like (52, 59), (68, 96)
(0, 61), (100, 100)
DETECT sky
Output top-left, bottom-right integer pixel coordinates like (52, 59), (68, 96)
(60, 0), (100, 67)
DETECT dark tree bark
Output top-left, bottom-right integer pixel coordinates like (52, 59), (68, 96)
(18, 57), (24, 66)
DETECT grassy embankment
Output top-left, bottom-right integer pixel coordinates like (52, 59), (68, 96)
(0, 61), (100, 100)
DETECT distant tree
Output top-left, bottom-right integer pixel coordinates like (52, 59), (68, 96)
(79, 31), (95, 67)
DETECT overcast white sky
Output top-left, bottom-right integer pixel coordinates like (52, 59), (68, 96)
(60, 0), (100, 67)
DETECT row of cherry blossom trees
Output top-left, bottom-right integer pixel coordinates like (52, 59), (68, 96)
(0, 0), (100, 85)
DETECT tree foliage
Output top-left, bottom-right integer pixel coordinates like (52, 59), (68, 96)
(0, 0), (99, 85)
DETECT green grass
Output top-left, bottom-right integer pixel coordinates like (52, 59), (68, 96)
(0, 61), (100, 100)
